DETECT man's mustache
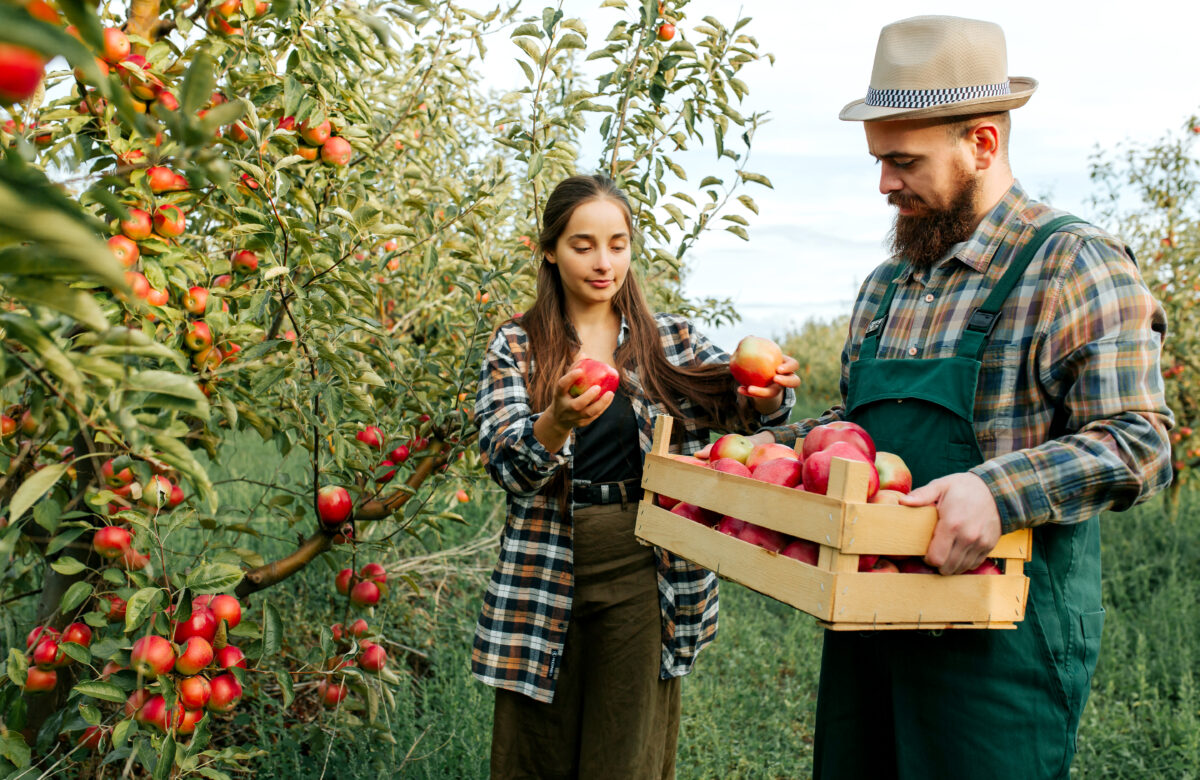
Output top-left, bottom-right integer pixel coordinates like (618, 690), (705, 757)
(888, 192), (925, 210)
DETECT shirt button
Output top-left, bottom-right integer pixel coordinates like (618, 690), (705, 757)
(907, 347), (918, 356)
(924, 293), (935, 303)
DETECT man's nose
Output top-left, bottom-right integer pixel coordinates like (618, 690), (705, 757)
(879, 166), (904, 195)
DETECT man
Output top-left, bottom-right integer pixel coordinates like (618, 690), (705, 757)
(756, 15), (1173, 779)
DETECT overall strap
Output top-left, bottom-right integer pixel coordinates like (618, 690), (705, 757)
(956, 215), (1084, 361)
(860, 279), (901, 359)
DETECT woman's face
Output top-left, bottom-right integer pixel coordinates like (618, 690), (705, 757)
(546, 198), (631, 313)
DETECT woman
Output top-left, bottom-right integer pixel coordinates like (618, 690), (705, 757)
(473, 174), (797, 778)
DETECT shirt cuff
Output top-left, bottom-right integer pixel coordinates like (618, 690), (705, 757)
(969, 451), (1054, 533)
(756, 386), (796, 427)
(516, 412), (571, 470)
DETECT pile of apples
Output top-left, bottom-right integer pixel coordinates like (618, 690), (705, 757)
(662, 422), (1001, 575)
(22, 593), (247, 746)
(334, 561), (390, 608)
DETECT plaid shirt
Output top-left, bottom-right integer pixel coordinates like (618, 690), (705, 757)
(769, 181), (1173, 533)
(473, 313), (794, 703)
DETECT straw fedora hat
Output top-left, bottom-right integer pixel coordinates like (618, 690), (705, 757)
(840, 15), (1037, 122)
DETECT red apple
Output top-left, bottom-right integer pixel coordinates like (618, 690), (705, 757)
(669, 502), (718, 527)
(130, 635), (176, 678)
(567, 358), (619, 398)
(299, 119), (331, 146)
(781, 539), (819, 565)
(184, 321), (213, 352)
(124, 688), (151, 718)
(147, 287), (169, 307)
(207, 594), (242, 628)
(177, 708), (205, 735)
(874, 451), (913, 494)
(174, 607), (218, 644)
(349, 618), (369, 638)
(175, 637), (214, 675)
(318, 679), (348, 707)
(26, 626), (59, 649)
(231, 249), (258, 273)
(101, 594), (127, 622)
(118, 548), (151, 571)
(869, 558), (900, 573)
(145, 166), (178, 194)
(350, 580), (381, 607)
(801, 421), (876, 462)
(656, 493), (681, 510)
(0, 44), (44, 105)
(183, 285), (209, 315)
(357, 425), (384, 449)
(710, 457), (752, 479)
(125, 271), (151, 299)
(207, 673), (243, 712)
(709, 433), (754, 464)
(389, 444), (410, 463)
(108, 235), (140, 268)
(93, 525), (132, 559)
(744, 442), (800, 470)
(61, 622), (92, 648)
(737, 522), (787, 552)
(729, 335), (783, 388)
(317, 485), (353, 527)
(801, 441), (878, 498)
(360, 562), (387, 585)
(178, 675), (211, 709)
(32, 638), (65, 669)
(295, 143), (319, 161)
(966, 559), (1003, 575)
(321, 136), (352, 166)
(898, 558), (938, 575)
(751, 457), (803, 487)
(153, 204), (186, 238)
(215, 644), (247, 669)
(716, 515), (747, 538)
(335, 568), (355, 596)
(857, 554), (880, 571)
(102, 457), (134, 487)
(77, 725), (106, 751)
(869, 489), (907, 505)
(360, 643), (387, 672)
(657, 22), (676, 41)
(331, 623), (345, 642)
(156, 90), (180, 112)
(101, 28), (130, 64)
(24, 667), (56, 693)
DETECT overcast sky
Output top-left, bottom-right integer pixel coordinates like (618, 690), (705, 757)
(483, 1), (1200, 351)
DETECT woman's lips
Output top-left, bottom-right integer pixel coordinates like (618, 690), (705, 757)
(588, 279), (613, 288)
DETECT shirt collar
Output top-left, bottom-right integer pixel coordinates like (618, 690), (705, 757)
(893, 180), (1029, 283)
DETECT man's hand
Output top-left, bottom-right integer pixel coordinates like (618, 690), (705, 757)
(737, 356), (802, 413)
(900, 472), (1002, 575)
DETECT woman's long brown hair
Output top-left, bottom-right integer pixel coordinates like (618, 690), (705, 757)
(516, 175), (752, 446)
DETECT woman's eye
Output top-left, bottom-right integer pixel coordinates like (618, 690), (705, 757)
(572, 245), (591, 253)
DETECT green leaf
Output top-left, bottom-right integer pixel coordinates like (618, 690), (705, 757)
(0, 277), (110, 331)
(6, 647), (28, 686)
(152, 434), (217, 513)
(154, 734), (177, 780)
(725, 224), (750, 241)
(0, 313), (83, 396)
(58, 641), (91, 664)
(0, 730), (31, 770)
(8, 463), (67, 524)
(275, 668), (295, 709)
(185, 562), (244, 594)
(263, 601), (282, 657)
(73, 680), (127, 704)
(124, 586), (164, 633)
(737, 170), (774, 189)
(737, 194), (759, 214)
(60, 581), (94, 613)
(180, 52), (217, 116)
(112, 717), (134, 747)
(127, 370), (210, 417)
(50, 556), (87, 576)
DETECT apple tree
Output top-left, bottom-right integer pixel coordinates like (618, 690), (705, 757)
(0, 0), (771, 774)
(1089, 115), (1200, 506)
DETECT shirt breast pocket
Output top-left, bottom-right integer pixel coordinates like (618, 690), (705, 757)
(974, 343), (1023, 445)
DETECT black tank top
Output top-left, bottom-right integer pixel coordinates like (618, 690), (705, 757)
(572, 386), (641, 484)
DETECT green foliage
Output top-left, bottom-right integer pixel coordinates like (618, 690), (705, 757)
(778, 316), (847, 422)
(0, 0), (772, 774)
(1089, 117), (1200, 489)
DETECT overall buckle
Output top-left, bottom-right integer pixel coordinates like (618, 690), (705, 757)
(966, 309), (1000, 337)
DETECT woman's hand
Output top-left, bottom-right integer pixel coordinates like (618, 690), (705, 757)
(738, 355), (801, 413)
(532, 362), (615, 452)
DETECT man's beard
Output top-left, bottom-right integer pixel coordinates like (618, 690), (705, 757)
(886, 171), (980, 271)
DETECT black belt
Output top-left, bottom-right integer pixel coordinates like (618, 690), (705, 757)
(571, 479), (644, 506)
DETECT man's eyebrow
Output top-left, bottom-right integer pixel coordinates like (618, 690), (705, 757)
(871, 151), (921, 162)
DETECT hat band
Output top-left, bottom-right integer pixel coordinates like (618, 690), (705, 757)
(865, 81), (1011, 109)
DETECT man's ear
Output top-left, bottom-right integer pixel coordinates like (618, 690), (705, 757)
(968, 122), (1001, 171)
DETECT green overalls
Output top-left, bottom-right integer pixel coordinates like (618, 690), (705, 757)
(813, 217), (1106, 779)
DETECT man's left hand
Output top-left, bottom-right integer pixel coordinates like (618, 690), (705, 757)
(900, 472), (1002, 575)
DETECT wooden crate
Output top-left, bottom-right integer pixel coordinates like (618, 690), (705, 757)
(634, 416), (1031, 630)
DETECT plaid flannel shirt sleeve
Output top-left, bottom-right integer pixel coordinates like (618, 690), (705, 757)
(970, 235), (1175, 531)
(685, 321), (796, 428)
(475, 327), (570, 496)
